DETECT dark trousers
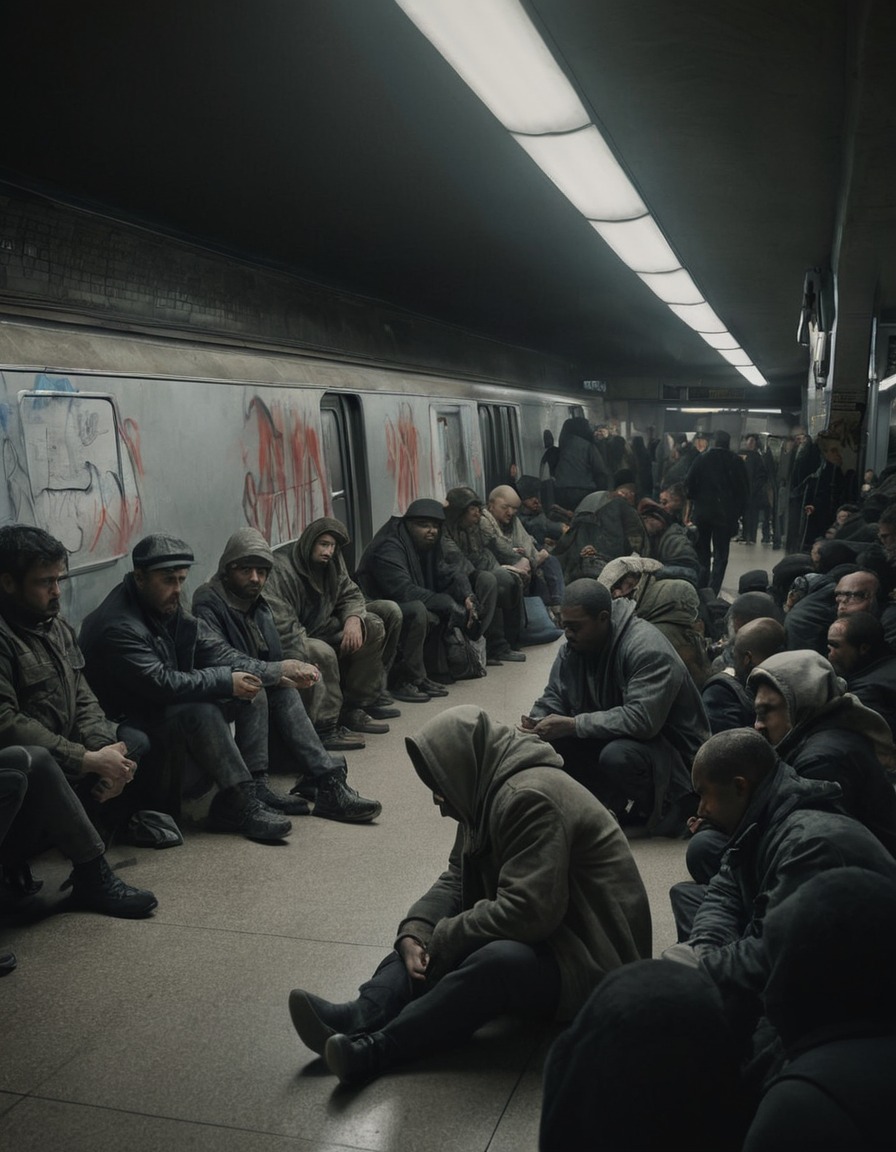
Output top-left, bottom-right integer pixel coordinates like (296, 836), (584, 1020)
(239, 685), (340, 782)
(695, 520), (732, 595)
(0, 746), (103, 866)
(161, 702), (253, 797)
(686, 826), (728, 884)
(362, 941), (561, 1062)
(669, 881), (708, 943)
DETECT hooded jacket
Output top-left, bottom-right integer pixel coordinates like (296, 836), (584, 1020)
(266, 517), (369, 657)
(191, 528), (288, 669)
(397, 706), (652, 1020)
(689, 764), (896, 1007)
(551, 491), (648, 582)
(748, 650), (896, 856)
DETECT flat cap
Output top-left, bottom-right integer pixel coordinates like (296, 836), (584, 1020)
(404, 499), (445, 521)
(132, 533), (195, 570)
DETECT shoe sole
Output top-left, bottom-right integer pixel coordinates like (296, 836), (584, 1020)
(69, 895), (159, 919)
(206, 819), (292, 842)
(288, 990), (335, 1055)
(324, 1034), (368, 1085)
(312, 803), (382, 824)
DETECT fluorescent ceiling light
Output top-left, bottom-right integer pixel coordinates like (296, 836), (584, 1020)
(716, 347), (753, 368)
(637, 269), (703, 305)
(697, 330), (742, 351)
(514, 126), (646, 220)
(590, 217), (680, 273)
(668, 302), (728, 333)
(736, 365), (769, 387)
(395, 0), (588, 134)
(879, 372), (896, 392)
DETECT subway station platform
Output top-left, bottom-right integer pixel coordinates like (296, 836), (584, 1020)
(0, 544), (776, 1152)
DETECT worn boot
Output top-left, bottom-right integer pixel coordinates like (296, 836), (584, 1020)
(324, 1032), (392, 1085)
(252, 774), (310, 816)
(207, 782), (292, 842)
(68, 855), (158, 919)
(313, 772), (381, 823)
(289, 989), (391, 1055)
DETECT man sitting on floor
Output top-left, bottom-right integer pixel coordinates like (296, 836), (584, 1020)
(192, 528), (381, 823)
(287, 706), (651, 1085)
(826, 612), (896, 738)
(80, 534), (293, 844)
(524, 579), (708, 835)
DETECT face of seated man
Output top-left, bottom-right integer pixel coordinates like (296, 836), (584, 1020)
(405, 518), (441, 553)
(134, 567), (190, 617)
(560, 604), (611, 656)
(311, 533), (338, 567)
(0, 559), (68, 622)
(834, 571), (879, 617)
(224, 562), (270, 602)
(753, 684), (791, 747)
(458, 504), (482, 529)
(488, 491), (520, 527)
(826, 620), (865, 677)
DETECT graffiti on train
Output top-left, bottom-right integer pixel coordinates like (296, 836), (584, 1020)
(385, 404), (420, 510)
(241, 396), (329, 544)
(0, 372), (144, 563)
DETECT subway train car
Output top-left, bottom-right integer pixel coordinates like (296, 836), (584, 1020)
(0, 316), (599, 625)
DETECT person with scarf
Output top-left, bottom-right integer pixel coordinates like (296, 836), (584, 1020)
(287, 705), (651, 1084)
(192, 528), (381, 823)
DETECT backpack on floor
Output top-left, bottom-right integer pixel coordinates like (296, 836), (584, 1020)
(444, 626), (487, 680)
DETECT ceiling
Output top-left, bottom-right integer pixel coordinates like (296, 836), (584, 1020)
(3, 1), (895, 402)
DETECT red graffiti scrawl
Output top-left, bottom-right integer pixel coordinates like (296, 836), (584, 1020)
(385, 404), (419, 512)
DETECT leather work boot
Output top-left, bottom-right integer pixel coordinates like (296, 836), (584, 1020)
(289, 989), (390, 1055)
(206, 782), (292, 841)
(324, 1032), (390, 1085)
(252, 774), (311, 816)
(418, 677), (449, 698)
(367, 693), (401, 720)
(341, 707), (389, 735)
(68, 856), (158, 919)
(389, 681), (430, 703)
(313, 773), (381, 823)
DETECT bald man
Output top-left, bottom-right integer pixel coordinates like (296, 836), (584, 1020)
(482, 485), (565, 609)
(701, 617), (785, 734)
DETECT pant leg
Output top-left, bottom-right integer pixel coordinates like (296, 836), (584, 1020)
(266, 684), (341, 780)
(378, 940), (561, 1061)
(389, 600), (429, 684)
(670, 881), (708, 943)
(339, 612), (386, 709)
(232, 689), (271, 776)
(473, 571), (498, 638)
(695, 520), (712, 588)
(685, 826), (728, 884)
(0, 749), (29, 848)
(540, 555), (565, 604)
(710, 523), (731, 595)
(162, 702), (252, 791)
(300, 637), (343, 730)
(492, 568), (524, 648)
(0, 746), (103, 865)
(365, 598), (403, 679)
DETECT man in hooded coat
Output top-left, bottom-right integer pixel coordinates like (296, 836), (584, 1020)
(266, 518), (400, 746)
(192, 528), (381, 823)
(287, 705), (651, 1084)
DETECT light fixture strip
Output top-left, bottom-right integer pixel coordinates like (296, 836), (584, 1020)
(394, 0), (768, 385)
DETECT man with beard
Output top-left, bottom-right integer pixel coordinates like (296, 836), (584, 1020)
(356, 499), (478, 698)
(0, 524), (149, 837)
(266, 518), (402, 744)
(192, 528), (381, 822)
(80, 534), (293, 844)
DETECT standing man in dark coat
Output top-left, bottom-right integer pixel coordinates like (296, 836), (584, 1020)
(192, 528), (381, 822)
(687, 430), (749, 595)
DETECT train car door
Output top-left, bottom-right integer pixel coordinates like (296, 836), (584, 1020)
(320, 393), (370, 570)
(477, 403), (522, 494)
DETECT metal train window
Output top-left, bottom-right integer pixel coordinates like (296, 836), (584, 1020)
(17, 390), (130, 569)
(433, 407), (470, 493)
(477, 403), (521, 494)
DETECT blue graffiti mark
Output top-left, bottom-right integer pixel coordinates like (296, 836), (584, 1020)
(29, 374), (78, 410)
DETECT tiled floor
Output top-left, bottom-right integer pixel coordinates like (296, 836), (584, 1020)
(0, 546), (773, 1151)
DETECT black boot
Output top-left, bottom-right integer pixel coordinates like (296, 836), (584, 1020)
(207, 782), (292, 842)
(68, 855), (158, 919)
(312, 772), (381, 823)
(324, 1032), (391, 1085)
(289, 989), (390, 1055)
(252, 774), (310, 816)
